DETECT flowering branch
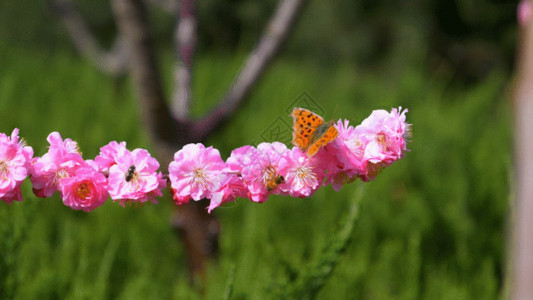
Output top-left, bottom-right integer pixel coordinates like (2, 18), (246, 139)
(0, 108), (410, 212)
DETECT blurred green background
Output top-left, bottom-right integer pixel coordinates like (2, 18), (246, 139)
(0, 0), (514, 299)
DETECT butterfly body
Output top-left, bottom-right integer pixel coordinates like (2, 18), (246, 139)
(291, 108), (338, 157)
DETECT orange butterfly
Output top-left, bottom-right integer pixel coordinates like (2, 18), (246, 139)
(291, 107), (339, 157)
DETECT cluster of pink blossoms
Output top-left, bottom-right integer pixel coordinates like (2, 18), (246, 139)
(0, 107), (410, 213)
(168, 107), (410, 212)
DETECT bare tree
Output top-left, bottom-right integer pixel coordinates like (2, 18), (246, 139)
(55, 0), (307, 280)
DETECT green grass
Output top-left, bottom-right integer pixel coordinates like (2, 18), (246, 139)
(0, 44), (510, 299)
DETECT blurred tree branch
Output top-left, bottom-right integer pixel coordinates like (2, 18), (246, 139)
(59, 0), (307, 281)
(53, 0), (129, 77)
(172, 0), (196, 119)
(511, 9), (533, 300)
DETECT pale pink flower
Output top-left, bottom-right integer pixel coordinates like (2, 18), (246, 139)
(169, 143), (226, 205)
(358, 108), (409, 162)
(30, 132), (85, 198)
(107, 148), (166, 206)
(519, 0), (532, 26)
(225, 145), (260, 173)
(334, 119), (366, 172)
(240, 142), (288, 203)
(278, 147), (323, 197)
(94, 141), (127, 172)
(59, 167), (108, 212)
(355, 107), (410, 180)
(0, 129), (33, 203)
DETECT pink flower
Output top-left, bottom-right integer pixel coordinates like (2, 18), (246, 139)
(30, 132), (85, 197)
(519, 0), (532, 26)
(207, 173), (247, 213)
(0, 129), (33, 203)
(278, 147), (323, 197)
(106, 147), (166, 206)
(168, 143), (226, 205)
(240, 142), (288, 203)
(225, 145), (260, 173)
(59, 167), (108, 212)
(94, 141), (127, 172)
(319, 119), (367, 189)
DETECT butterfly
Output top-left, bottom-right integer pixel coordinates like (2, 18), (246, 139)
(291, 107), (339, 157)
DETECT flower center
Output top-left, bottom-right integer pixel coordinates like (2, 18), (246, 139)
(0, 160), (8, 180)
(192, 167), (210, 190)
(376, 132), (390, 152)
(295, 165), (317, 187)
(75, 182), (91, 199)
(347, 138), (364, 157)
(261, 164), (277, 185)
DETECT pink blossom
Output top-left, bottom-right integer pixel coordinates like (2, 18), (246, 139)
(207, 173), (247, 213)
(168, 143), (226, 205)
(319, 119), (368, 189)
(225, 145), (260, 172)
(0, 129), (33, 203)
(357, 107), (410, 174)
(106, 147), (166, 206)
(519, 0), (532, 26)
(340, 107), (409, 181)
(30, 132), (85, 197)
(240, 142), (288, 203)
(94, 141), (127, 172)
(59, 167), (108, 212)
(278, 147), (323, 197)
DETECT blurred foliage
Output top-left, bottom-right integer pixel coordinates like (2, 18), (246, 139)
(0, 38), (510, 297)
(0, 0), (515, 298)
(0, 0), (520, 82)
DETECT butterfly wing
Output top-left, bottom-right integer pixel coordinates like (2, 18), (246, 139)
(291, 107), (324, 151)
(306, 122), (339, 157)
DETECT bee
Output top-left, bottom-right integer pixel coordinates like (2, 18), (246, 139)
(266, 175), (285, 191)
(125, 165), (136, 182)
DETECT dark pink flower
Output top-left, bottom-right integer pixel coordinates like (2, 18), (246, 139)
(59, 167), (108, 212)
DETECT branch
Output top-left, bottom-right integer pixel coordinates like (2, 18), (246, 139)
(510, 12), (533, 300)
(53, 0), (128, 77)
(111, 0), (218, 282)
(193, 0), (308, 141)
(111, 0), (183, 164)
(172, 0), (196, 119)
